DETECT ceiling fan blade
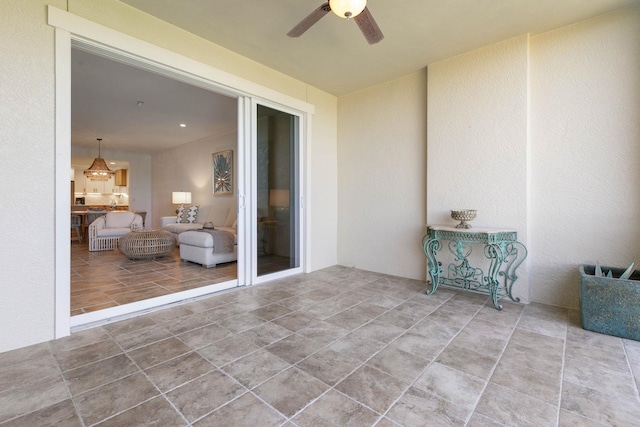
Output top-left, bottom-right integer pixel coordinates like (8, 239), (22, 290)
(354, 6), (384, 44)
(287, 2), (331, 38)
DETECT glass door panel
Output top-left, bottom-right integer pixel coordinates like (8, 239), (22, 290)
(256, 104), (300, 277)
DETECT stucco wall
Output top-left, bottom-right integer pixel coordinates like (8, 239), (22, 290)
(427, 35), (531, 302)
(337, 71), (428, 280)
(529, 6), (640, 307)
(426, 6), (640, 308)
(0, 0), (338, 353)
(0, 0), (65, 353)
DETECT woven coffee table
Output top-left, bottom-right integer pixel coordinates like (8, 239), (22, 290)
(118, 228), (176, 260)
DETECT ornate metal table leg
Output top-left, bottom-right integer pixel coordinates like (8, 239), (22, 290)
(423, 235), (442, 295)
(500, 241), (528, 302)
(485, 243), (507, 310)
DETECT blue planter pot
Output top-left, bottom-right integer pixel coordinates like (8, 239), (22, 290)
(580, 264), (640, 341)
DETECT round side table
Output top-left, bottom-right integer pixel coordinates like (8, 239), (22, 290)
(118, 229), (176, 260)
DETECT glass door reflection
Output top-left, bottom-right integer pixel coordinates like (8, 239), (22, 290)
(256, 105), (300, 277)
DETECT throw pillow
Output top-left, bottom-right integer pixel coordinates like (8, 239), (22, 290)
(177, 205), (199, 223)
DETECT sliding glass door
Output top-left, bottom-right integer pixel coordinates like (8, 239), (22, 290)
(254, 104), (301, 279)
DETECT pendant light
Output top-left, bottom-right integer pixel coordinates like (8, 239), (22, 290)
(83, 138), (115, 181)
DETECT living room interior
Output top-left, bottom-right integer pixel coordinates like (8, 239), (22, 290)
(2, 0), (640, 425)
(70, 48), (300, 316)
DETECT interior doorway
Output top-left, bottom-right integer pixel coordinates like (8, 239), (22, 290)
(52, 10), (313, 337)
(70, 46), (240, 322)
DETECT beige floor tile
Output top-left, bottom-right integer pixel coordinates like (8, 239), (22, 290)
(561, 380), (640, 426)
(111, 322), (173, 351)
(366, 345), (431, 383)
(4, 266), (639, 426)
(165, 369), (246, 422)
(52, 338), (122, 372)
(238, 321), (293, 347)
(254, 368), (329, 417)
(144, 351), (215, 392)
(72, 373), (159, 426)
(0, 399), (82, 427)
(0, 374), (70, 424)
(297, 348), (362, 386)
(328, 330), (387, 361)
(295, 319), (350, 346)
(265, 333), (325, 364)
(62, 353), (138, 395)
(197, 334), (260, 367)
(271, 310), (317, 332)
(499, 341), (563, 377)
(126, 337), (191, 370)
(176, 323), (234, 350)
(563, 355), (637, 399)
(475, 383), (557, 427)
(221, 349), (291, 389)
(335, 365), (406, 413)
(386, 386), (471, 427)
(94, 396), (186, 427)
(414, 362), (486, 409)
(293, 389), (380, 426)
(435, 343), (498, 380)
(193, 392), (285, 427)
(490, 358), (561, 405)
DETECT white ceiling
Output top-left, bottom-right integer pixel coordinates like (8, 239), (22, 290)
(72, 0), (639, 162)
(119, 0), (640, 96)
(71, 48), (238, 159)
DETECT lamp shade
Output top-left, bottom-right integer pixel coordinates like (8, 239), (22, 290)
(269, 189), (290, 207)
(172, 191), (192, 204)
(329, 0), (366, 18)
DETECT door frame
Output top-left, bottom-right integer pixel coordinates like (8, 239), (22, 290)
(250, 99), (306, 284)
(49, 6), (313, 337)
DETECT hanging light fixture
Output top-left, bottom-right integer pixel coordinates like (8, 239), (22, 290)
(83, 138), (115, 181)
(329, 0), (367, 19)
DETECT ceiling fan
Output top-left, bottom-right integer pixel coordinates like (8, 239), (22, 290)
(287, 0), (384, 45)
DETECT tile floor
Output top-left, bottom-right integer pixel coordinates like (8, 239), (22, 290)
(2, 266), (640, 426)
(70, 241), (237, 315)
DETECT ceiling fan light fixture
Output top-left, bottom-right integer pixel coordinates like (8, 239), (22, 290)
(329, 0), (366, 19)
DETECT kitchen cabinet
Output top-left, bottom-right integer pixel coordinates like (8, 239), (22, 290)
(73, 170), (116, 194)
(115, 169), (127, 186)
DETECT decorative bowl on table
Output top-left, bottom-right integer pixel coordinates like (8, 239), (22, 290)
(451, 209), (477, 229)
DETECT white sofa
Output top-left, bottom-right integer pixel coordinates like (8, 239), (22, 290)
(179, 230), (237, 268)
(161, 205), (236, 245)
(89, 211), (144, 251)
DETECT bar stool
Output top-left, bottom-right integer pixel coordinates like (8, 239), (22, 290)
(71, 213), (83, 243)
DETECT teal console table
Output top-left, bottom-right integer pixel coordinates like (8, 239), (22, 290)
(422, 225), (527, 310)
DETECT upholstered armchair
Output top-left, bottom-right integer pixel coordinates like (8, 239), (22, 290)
(89, 211), (143, 251)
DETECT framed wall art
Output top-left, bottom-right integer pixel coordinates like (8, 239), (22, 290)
(212, 150), (233, 195)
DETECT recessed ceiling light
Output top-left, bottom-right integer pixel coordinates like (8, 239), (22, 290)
(179, 123), (186, 127)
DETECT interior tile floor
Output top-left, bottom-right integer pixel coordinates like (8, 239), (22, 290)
(71, 241), (237, 315)
(3, 266), (640, 426)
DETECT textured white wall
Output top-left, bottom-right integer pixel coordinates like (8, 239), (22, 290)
(338, 72), (428, 280)
(427, 35), (531, 302)
(427, 6), (640, 308)
(151, 132), (237, 228)
(306, 87), (339, 271)
(0, 0), (65, 353)
(529, 7), (640, 307)
(0, 0), (337, 352)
